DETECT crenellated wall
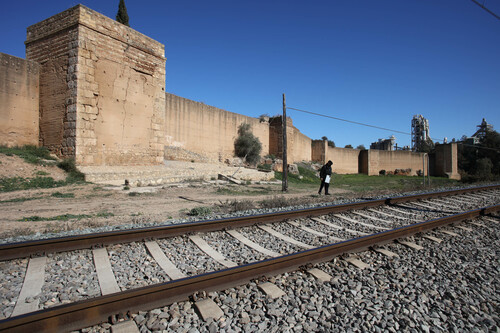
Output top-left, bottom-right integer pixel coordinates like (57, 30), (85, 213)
(0, 53), (40, 147)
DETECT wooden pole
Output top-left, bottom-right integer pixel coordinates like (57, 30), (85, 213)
(282, 93), (288, 192)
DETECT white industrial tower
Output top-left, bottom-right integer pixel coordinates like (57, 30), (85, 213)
(411, 115), (431, 151)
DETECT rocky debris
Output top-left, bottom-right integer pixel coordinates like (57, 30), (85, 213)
(288, 164), (299, 175)
(217, 174), (241, 185)
(380, 168), (413, 176)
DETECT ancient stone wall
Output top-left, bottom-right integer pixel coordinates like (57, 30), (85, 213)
(292, 129), (312, 162)
(165, 93), (269, 163)
(311, 140), (327, 163)
(326, 147), (362, 174)
(268, 116), (311, 163)
(26, 5), (166, 165)
(0, 53), (40, 147)
(26, 8), (79, 154)
(269, 116), (291, 161)
(365, 150), (426, 176)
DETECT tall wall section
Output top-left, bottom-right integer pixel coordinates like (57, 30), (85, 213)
(269, 116), (311, 163)
(364, 150), (426, 176)
(311, 140), (327, 163)
(164, 93), (269, 163)
(26, 5), (166, 165)
(326, 147), (362, 174)
(431, 143), (460, 179)
(0, 53), (40, 147)
(25, 10), (78, 154)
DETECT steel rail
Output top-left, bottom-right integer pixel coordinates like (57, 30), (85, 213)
(0, 184), (499, 261)
(1, 203), (498, 333)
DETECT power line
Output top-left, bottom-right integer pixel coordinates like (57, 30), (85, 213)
(470, 0), (500, 20)
(287, 105), (500, 152)
(286, 106), (411, 136)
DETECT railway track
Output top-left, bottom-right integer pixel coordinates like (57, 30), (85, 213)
(0, 185), (499, 332)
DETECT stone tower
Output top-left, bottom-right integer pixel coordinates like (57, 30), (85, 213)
(25, 5), (166, 166)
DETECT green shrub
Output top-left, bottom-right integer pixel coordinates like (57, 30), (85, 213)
(258, 195), (292, 209)
(257, 164), (272, 171)
(217, 199), (256, 213)
(234, 123), (262, 165)
(188, 206), (212, 216)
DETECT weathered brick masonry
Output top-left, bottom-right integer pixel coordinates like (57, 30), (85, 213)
(26, 5), (166, 165)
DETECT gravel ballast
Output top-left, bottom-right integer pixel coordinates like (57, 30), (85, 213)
(81, 215), (499, 332)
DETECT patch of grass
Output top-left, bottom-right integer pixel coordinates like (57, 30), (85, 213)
(34, 170), (50, 176)
(19, 210), (114, 222)
(332, 174), (458, 192)
(0, 196), (44, 203)
(96, 211), (114, 218)
(274, 166), (319, 185)
(20, 214), (92, 222)
(0, 176), (66, 192)
(188, 206), (212, 216)
(0, 145), (55, 164)
(257, 163), (272, 171)
(57, 158), (85, 182)
(274, 168), (459, 193)
(51, 191), (75, 198)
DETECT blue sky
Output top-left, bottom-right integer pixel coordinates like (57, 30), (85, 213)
(1, 0), (499, 148)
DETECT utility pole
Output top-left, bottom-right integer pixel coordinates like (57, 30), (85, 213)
(282, 93), (288, 192)
(422, 153), (426, 187)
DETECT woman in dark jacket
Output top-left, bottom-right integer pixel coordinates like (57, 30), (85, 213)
(318, 160), (333, 195)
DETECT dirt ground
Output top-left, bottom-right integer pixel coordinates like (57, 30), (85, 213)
(0, 154), (353, 239)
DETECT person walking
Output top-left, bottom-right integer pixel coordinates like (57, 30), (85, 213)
(318, 160), (333, 195)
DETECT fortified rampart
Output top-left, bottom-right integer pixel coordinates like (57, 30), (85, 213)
(326, 147), (363, 174)
(268, 116), (312, 163)
(0, 4), (460, 182)
(164, 93), (269, 163)
(0, 53), (39, 147)
(363, 150), (426, 176)
(25, 5), (166, 166)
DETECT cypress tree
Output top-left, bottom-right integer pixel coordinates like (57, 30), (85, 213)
(116, 0), (130, 27)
